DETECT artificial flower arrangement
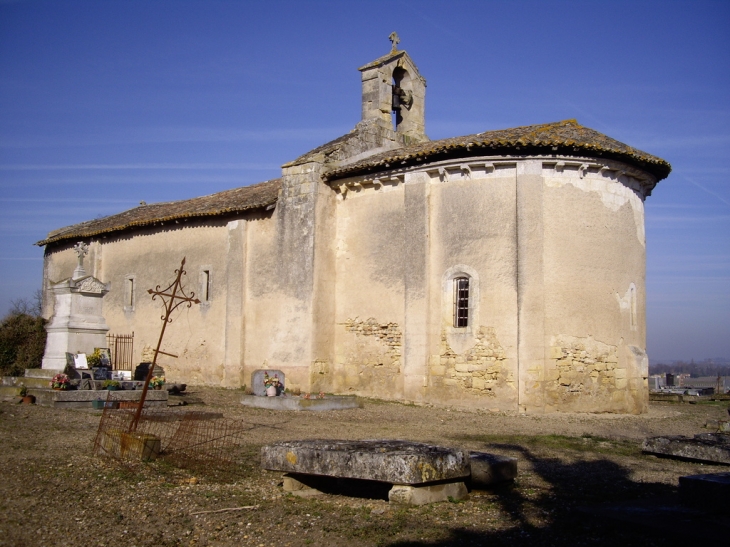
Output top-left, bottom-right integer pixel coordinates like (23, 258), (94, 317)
(86, 348), (103, 368)
(50, 373), (70, 390)
(263, 372), (280, 389)
(149, 376), (166, 389)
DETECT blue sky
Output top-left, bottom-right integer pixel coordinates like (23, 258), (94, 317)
(1, 0), (728, 362)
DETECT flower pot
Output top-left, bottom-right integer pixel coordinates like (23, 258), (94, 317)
(107, 386), (118, 391)
(22, 395), (35, 405)
(92, 400), (105, 410)
(153, 385), (162, 390)
(53, 387), (66, 391)
(266, 385), (277, 397)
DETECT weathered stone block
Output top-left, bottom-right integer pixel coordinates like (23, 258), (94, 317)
(261, 440), (470, 485)
(430, 365), (446, 376)
(545, 369), (560, 381)
(614, 368), (627, 379)
(615, 378), (628, 389)
(471, 377), (485, 390)
(282, 474), (324, 498)
(549, 346), (563, 359)
(388, 481), (468, 505)
(469, 452), (517, 488)
(642, 433), (730, 464)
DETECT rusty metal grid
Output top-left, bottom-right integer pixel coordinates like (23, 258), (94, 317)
(93, 398), (251, 470)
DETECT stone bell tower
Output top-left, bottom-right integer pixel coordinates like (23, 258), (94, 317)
(358, 32), (427, 144)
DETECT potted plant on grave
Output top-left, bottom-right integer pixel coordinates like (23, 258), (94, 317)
(50, 373), (69, 391)
(86, 348), (103, 368)
(263, 372), (280, 396)
(149, 376), (165, 390)
(103, 379), (121, 391)
(18, 385), (35, 405)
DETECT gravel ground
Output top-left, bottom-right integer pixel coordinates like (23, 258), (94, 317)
(1, 388), (728, 547)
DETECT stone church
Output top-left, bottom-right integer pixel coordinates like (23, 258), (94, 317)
(37, 38), (671, 413)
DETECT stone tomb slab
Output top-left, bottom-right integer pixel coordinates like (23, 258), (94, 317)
(262, 440), (470, 504)
(241, 394), (362, 411)
(642, 433), (730, 465)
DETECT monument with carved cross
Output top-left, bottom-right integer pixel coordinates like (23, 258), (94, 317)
(41, 241), (110, 370)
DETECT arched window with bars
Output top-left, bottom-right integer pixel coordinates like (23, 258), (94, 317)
(453, 276), (470, 328)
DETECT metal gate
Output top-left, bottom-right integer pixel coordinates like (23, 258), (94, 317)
(106, 332), (134, 371)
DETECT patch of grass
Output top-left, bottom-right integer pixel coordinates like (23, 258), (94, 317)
(450, 433), (641, 457)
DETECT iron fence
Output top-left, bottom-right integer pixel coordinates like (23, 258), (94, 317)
(106, 332), (134, 371)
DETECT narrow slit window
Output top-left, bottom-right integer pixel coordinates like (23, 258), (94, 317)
(126, 278), (134, 308)
(630, 285), (637, 329)
(453, 277), (469, 328)
(202, 270), (210, 301)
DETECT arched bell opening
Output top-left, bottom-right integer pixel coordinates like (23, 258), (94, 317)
(391, 66), (413, 132)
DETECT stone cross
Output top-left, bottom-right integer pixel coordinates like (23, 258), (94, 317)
(389, 31), (400, 53)
(72, 241), (89, 279)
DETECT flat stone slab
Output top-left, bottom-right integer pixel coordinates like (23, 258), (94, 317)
(642, 433), (730, 464)
(469, 452), (518, 488)
(679, 472), (730, 514)
(241, 394), (362, 411)
(25, 369), (57, 379)
(261, 440), (470, 485)
(29, 388), (168, 408)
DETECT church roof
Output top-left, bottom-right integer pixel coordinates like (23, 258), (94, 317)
(36, 178), (281, 247)
(324, 119), (671, 183)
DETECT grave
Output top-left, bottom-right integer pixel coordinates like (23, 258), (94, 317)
(40, 242), (111, 370)
(251, 369), (285, 396)
(241, 394), (362, 411)
(642, 433), (730, 464)
(242, 369), (362, 411)
(262, 440), (499, 505)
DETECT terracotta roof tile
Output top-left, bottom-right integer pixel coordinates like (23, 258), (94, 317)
(324, 119), (671, 183)
(36, 178), (281, 246)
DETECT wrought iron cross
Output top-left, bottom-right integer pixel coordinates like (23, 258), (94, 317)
(130, 257), (200, 431)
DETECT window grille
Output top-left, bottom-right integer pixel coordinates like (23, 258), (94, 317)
(453, 277), (469, 328)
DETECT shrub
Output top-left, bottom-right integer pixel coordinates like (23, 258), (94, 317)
(0, 295), (47, 377)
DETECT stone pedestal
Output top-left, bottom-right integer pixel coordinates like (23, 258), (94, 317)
(41, 274), (110, 370)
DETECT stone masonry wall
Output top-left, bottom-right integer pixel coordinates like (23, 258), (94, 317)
(544, 335), (625, 410)
(337, 317), (402, 396)
(430, 327), (510, 396)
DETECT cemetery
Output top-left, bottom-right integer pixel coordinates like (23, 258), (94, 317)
(1, 41), (724, 545)
(1, 248), (729, 545)
(2, 386), (729, 546)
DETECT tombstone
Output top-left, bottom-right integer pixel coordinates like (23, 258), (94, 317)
(41, 242), (110, 370)
(92, 367), (111, 381)
(251, 369), (285, 396)
(134, 363), (165, 382)
(262, 440), (471, 505)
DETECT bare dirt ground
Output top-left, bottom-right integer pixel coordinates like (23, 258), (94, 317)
(1, 388), (728, 547)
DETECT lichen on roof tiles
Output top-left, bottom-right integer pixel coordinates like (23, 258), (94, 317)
(324, 119), (671, 182)
(36, 178), (281, 246)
